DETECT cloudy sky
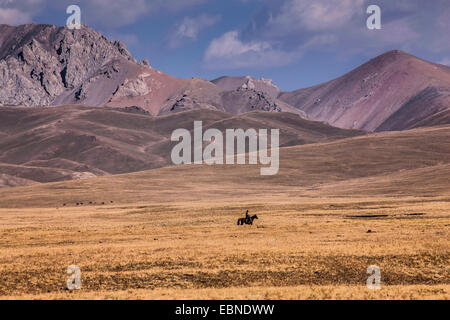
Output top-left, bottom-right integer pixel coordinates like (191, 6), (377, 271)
(1, 0), (449, 90)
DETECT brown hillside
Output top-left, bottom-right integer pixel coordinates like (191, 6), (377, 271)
(0, 125), (448, 208)
(0, 105), (363, 186)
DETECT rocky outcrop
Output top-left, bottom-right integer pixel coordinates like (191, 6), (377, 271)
(0, 23), (136, 106)
(220, 87), (282, 114)
(160, 77), (305, 117)
(212, 75), (281, 99)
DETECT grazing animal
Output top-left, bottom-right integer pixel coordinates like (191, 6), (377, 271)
(237, 214), (258, 225)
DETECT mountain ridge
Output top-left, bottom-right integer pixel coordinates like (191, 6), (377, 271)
(2, 24), (449, 131)
(0, 23), (303, 117)
(278, 50), (450, 131)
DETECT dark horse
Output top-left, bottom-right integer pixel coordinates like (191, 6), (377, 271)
(237, 214), (258, 225)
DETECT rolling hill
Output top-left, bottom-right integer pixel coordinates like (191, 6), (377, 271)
(0, 124), (448, 207)
(0, 105), (364, 187)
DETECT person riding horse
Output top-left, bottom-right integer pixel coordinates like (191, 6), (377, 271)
(237, 210), (258, 225)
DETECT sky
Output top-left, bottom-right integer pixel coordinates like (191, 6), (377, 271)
(1, 0), (449, 91)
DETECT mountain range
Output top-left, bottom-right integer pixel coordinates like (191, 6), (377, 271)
(0, 23), (449, 187)
(0, 23), (303, 117)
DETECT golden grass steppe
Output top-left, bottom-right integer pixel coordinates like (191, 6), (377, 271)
(0, 125), (449, 299)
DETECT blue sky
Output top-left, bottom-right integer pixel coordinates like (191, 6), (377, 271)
(1, 0), (449, 91)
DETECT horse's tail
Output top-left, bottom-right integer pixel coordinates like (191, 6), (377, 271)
(237, 219), (241, 225)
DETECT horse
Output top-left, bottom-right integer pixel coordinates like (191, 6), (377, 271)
(237, 214), (258, 225)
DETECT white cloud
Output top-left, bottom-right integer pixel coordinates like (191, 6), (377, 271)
(206, 31), (269, 58)
(0, 0), (45, 25)
(179, 14), (220, 39)
(204, 31), (298, 69)
(379, 19), (419, 43)
(0, 8), (31, 25)
(81, 0), (207, 27)
(439, 58), (450, 66)
(203, 0), (365, 69)
(79, 0), (150, 28)
(169, 13), (220, 48)
(271, 0), (364, 32)
(204, 0), (450, 69)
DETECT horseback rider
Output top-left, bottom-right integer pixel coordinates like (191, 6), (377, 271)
(237, 210), (258, 226)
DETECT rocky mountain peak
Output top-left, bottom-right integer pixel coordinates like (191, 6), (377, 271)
(0, 23), (136, 106)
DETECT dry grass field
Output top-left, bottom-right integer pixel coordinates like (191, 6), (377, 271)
(0, 197), (448, 300)
(0, 125), (449, 299)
